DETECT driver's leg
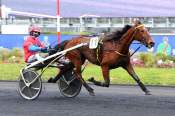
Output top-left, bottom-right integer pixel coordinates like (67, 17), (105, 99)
(27, 55), (37, 63)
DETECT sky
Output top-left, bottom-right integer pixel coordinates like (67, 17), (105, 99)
(2, 0), (175, 17)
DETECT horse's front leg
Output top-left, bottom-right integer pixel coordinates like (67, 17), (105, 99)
(123, 62), (151, 95)
(88, 65), (110, 87)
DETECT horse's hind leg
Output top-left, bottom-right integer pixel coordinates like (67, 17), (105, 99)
(123, 62), (151, 95)
(88, 65), (110, 87)
(48, 64), (73, 83)
(73, 58), (95, 96)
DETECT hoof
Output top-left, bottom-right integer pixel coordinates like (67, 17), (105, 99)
(89, 91), (95, 96)
(88, 77), (95, 82)
(87, 87), (95, 96)
(145, 91), (151, 95)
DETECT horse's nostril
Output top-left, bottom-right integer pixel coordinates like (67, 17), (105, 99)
(150, 42), (155, 47)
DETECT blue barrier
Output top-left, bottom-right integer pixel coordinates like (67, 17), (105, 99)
(0, 34), (174, 55)
(0, 34), (76, 49)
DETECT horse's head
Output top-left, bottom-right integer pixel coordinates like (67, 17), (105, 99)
(133, 21), (155, 48)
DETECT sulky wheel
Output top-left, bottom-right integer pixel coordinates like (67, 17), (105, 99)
(18, 69), (42, 100)
(58, 69), (82, 98)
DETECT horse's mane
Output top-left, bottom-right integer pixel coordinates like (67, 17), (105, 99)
(109, 25), (132, 41)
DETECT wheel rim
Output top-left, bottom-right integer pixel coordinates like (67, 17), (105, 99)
(58, 70), (82, 98)
(18, 69), (42, 100)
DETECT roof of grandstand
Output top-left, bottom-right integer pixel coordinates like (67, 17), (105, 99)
(2, 0), (175, 18)
(2, 0), (56, 18)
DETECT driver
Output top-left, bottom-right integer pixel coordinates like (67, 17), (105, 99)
(23, 25), (70, 83)
(23, 25), (47, 63)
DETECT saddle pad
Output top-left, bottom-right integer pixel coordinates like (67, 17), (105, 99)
(89, 37), (99, 49)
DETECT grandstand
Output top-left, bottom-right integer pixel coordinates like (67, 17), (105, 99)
(0, 0), (175, 34)
(59, 0), (175, 33)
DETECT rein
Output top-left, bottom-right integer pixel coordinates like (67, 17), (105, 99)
(130, 44), (143, 56)
(114, 44), (143, 57)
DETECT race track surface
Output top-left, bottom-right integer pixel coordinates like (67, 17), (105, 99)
(0, 82), (175, 116)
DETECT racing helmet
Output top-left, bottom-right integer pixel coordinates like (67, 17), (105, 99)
(29, 25), (41, 37)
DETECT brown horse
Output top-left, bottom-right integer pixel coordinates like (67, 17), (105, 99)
(64, 21), (155, 96)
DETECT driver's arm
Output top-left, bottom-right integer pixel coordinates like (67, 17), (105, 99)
(29, 45), (42, 52)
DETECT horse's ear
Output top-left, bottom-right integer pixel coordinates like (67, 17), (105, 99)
(132, 18), (141, 26)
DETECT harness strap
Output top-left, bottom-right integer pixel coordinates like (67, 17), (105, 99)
(135, 24), (144, 29)
(96, 45), (101, 63)
(114, 50), (128, 56)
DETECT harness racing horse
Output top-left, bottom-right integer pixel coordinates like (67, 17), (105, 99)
(63, 21), (155, 96)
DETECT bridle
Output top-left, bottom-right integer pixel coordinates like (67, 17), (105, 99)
(114, 24), (147, 57)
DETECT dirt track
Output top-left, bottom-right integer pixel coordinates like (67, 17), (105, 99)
(0, 82), (175, 116)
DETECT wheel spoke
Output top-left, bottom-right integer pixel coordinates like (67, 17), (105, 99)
(31, 87), (40, 90)
(61, 76), (69, 85)
(67, 76), (76, 85)
(62, 85), (69, 91)
(21, 85), (27, 92)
